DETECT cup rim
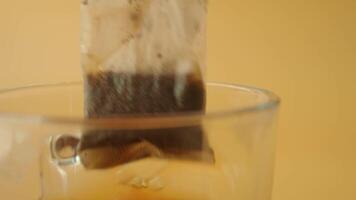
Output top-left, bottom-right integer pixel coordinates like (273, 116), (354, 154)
(0, 81), (280, 127)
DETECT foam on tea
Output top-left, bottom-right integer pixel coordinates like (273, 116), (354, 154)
(79, 0), (212, 169)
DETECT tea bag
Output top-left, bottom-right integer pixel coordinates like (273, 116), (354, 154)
(79, 0), (212, 169)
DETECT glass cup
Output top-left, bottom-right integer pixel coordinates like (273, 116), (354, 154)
(0, 82), (279, 200)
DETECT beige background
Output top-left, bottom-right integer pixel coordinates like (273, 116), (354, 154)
(0, 0), (355, 200)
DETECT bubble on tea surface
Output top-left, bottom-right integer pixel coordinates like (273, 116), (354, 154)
(116, 158), (167, 190)
(148, 176), (164, 190)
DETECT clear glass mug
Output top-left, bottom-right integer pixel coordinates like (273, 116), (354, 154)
(0, 82), (279, 200)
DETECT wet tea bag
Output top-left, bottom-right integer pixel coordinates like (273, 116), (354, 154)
(79, 0), (212, 169)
